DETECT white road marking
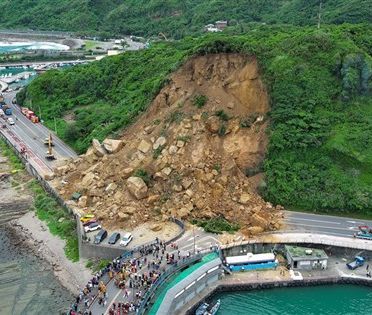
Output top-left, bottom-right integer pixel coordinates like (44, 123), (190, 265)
(283, 222), (353, 232)
(285, 217), (341, 225)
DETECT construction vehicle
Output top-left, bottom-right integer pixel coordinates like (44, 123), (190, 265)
(355, 225), (372, 240)
(346, 256), (365, 270)
(45, 134), (56, 160)
(43, 134), (54, 146)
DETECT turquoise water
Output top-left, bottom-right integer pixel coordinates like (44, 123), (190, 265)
(213, 285), (372, 315)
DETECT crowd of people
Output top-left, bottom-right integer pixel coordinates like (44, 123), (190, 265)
(67, 239), (195, 315)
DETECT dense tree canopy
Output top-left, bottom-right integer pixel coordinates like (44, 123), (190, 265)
(0, 0), (371, 38)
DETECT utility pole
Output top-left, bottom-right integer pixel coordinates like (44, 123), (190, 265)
(317, 0), (323, 29)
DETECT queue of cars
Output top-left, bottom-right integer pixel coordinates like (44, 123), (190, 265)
(80, 214), (133, 247)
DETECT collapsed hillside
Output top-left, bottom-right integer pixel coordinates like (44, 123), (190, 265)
(51, 54), (283, 234)
(23, 26), (372, 215)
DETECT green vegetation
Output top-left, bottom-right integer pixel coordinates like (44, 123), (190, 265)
(166, 110), (184, 124)
(28, 180), (79, 262)
(192, 94), (208, 108)
(0, 0), (370, 38)
(20, 24), (372, 216)
(0, 140), (24, 170)
(218, 124), (227, 137)
(85, 258), (111, 272)
(153, 145), (165, 159)
(192, 218), (240, 234)
(240, 113), (261, 128)
(134, 168), (152, 185)
(215, 110), (229, 122)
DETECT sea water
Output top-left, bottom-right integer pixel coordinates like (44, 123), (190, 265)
(0, 227), (73, 314)
(213, 284), (372, 315)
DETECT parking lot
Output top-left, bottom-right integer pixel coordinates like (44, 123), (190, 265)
(84, 221), (183, 249)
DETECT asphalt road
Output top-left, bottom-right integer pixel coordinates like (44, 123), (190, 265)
(284, 211), (372, 238)
(1, 91), (77, 172)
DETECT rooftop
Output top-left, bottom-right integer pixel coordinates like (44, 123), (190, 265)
(285, 245), (328, 260)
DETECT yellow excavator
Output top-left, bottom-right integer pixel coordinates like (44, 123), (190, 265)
(45, 134), (56, 160)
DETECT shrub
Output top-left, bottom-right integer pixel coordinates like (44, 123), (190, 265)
(192, 217), (239, 234)
(153, 144), (165, 159)
(215, 110), (229, 121)
(240, 113), (260, 128)
(134, 168), (152, 185)
(193, 94), (208, 108)
(166, 110), (184, 124)
(218, 124), (226, 136)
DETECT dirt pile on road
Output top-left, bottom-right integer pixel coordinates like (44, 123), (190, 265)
(50, 53), (283, 235)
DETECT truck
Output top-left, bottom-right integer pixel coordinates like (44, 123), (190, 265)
(355, 226), (372, 240)
(1, 104), (12, 115)
(21, 107), (39, 123)
(346, 256), (365, 270)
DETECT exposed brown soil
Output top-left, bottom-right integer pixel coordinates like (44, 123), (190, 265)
(51, 53), (283, 235)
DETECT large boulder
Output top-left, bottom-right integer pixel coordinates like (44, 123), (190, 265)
(81, 172), (95, 188)
(205, 116), (220, 133)
(137, 140), (152, 154)
(153, 136), (167, 150)
(251, 213), (268, 228)
(92, 139), (107, 157)
(127, 176), (148, 199)
(103, 139), (124, 154)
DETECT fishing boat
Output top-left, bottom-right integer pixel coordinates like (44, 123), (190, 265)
(195, 299), (221, 315)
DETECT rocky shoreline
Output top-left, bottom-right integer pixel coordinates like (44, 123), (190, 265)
(5, 211), (92, 295)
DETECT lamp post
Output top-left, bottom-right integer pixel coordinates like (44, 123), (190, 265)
(193, 225), (196, 255)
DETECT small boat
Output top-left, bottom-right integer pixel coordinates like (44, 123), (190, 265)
(208, 299), (220, 315)
(195, 300), (220, 315)
(195, 302), (209, 315)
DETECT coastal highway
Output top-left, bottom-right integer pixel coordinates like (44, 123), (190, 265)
(1, 91), (77, 172)
(284, 211), (372, 238)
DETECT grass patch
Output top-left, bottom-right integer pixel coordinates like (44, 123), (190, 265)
(153, 145), (165, 159)
(192, 94), (208, 108)
(0, 139), (24, 170)
(85, 258), (111, 272)
(28, 180), (79, 262)
(215, 110), (229, 121)
(134, 168), (152, 185)
(191, 217), (239, 234)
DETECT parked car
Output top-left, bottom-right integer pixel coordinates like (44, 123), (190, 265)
(120, 232), (133, 247)
(83, 219), (97, 226)
(7, 117), (15, 125)
(94, 229), (108, 244)
(80, 214), (95, 223)
(108, 232), (121, 245)
(84, 222), (101, 233)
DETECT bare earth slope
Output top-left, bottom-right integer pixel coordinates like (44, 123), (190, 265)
(51, 53), (283, 235)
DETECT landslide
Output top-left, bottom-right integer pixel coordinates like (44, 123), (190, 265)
(51, 53), (283, 235)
